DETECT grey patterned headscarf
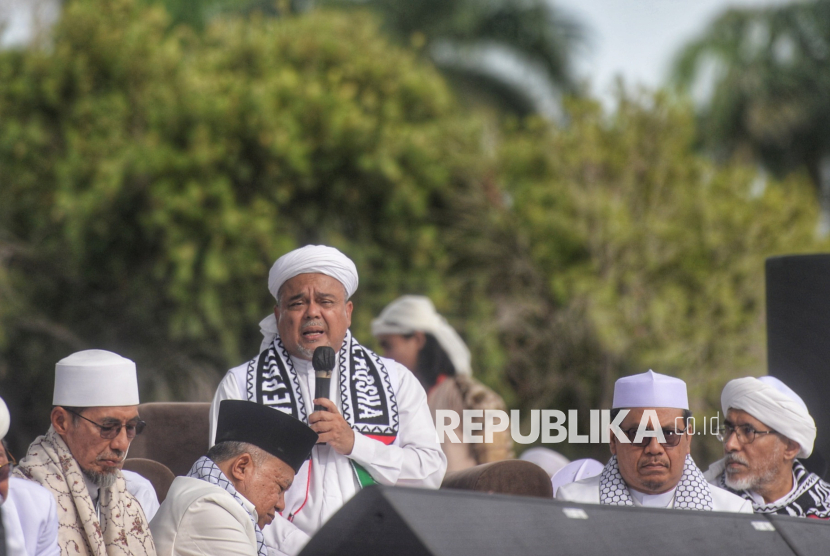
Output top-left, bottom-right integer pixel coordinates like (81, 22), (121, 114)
(599, 454), (714, 510)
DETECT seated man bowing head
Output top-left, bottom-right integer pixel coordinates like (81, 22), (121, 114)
(151, 400), (318, 556)
(557, 370), (752, 512)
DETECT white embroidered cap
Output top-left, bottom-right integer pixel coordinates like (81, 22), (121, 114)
(53, 349), (140, 407)
(722, 376), (816, 458)
(267, 245), (358, 301)
(612, 369), (689, 410)
(371, 295), (472, 376)
(0, 397), (9, 440)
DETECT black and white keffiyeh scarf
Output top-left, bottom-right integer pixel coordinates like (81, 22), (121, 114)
(188, 456), (267, 556)
(600, 454), (714, 510)
(718, 460), (830, 518)
(245, 329), (399, 444)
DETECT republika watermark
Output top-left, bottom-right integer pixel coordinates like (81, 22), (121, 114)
(435, 409), (723, 445)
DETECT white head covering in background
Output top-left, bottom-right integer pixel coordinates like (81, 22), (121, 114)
(721, 376), (816, 459)
(0, 396), (9, 440)
(371, 295), (472, 376)
(260, 245), (359, 352)
(612, 369), (689, 410)
(519, 447), (570, 478)
(52, 349), (140, 407)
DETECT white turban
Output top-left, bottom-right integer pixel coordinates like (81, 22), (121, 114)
(0, 397), (9, 440)
(260, 245), (358, 352)
(268, 245), (358, 301)
(722, 376), (816, 459)
(371, 295), (471, 376)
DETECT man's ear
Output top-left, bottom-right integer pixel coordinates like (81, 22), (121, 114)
(229, 453), (254, 482)
(609, 432), (618, 456)
(783, 439), (801, 462)
(51, 407), (71, 435)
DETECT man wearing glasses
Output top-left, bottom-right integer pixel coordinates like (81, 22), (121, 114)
(704, 376), (830, 517)
(557, 370), (751, 512)
(15, 350), (157, 555)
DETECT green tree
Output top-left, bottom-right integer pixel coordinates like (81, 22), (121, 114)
(0, 0), (487, 449)
(672, 0), (830, 233)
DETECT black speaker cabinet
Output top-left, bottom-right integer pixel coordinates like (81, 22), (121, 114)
(766, 254), (830, 476)
(299, 486), (807, 556)
(766, 514), (830, 556)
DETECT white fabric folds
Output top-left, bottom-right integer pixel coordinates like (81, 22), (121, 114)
(0, 396), (9, 440)
(52, 349), (139, 407)
(721, 376), (816, 458)
(371, 295), (472, 376)
(612, 370), (688, 410)
(267, 245), (358, 301)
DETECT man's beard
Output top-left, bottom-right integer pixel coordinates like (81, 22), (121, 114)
(82, 450), (126, 488)
(724, 446), (782, 492)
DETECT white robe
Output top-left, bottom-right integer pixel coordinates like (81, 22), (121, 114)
(123, 470), (161, 521)
(556, 474), (753, 513)
(209, 352), (446, 555)
(2, 477), (60, 556)
(150, 476), (260, 556)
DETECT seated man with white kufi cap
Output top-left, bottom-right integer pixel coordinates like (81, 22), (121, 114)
(209, 245), (446, 555)
(1, 394), (61, 556)
(152, 400), (318, 556)
(15, 350), (156, 556)
(372, 295), (514, 471)
(704, 376), (830, 517)
(556, 370), (751, 512)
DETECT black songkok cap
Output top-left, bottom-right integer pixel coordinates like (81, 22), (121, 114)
(215, 400), (318, 473)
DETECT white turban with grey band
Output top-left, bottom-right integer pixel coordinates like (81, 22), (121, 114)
(371, 295), (472, 376)
(259, 245), (359, 352)
(721, 376), (816, 459)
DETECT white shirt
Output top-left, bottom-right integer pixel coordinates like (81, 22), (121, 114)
(2, 477), (60, 556)
(209, 351), (446, 555)
(629, 486), (676, 508)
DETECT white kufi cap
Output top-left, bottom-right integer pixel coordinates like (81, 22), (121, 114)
(612, 370), (688, 410)
(53, 349), (140, 407)
(722, 376), (816, 458)
(371, 295), (471, 376)
(0, 397), (9, 440)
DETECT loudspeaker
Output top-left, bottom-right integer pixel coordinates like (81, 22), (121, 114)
(299, 486), (801, 556)
(766, 255), (830, 476)
(767, 514), (830, 556)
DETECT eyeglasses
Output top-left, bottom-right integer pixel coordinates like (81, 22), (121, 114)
(716, 424), (776, 444)
(65, 408), (146, 439)
(621, 427), (687, 447)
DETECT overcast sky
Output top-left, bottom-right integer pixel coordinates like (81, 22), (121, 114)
(554, 0), (795, 106)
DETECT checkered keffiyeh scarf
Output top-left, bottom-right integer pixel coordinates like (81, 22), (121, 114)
(187, 456), (267, 556)
(599, 454), (714, 510)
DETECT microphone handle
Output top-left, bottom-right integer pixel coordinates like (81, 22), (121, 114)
(314, 375), (331, 412)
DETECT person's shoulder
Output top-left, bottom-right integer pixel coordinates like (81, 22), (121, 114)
(9, 476), (55, 503)
(708, 483), (753, 513)
(556, 474), (602, 502)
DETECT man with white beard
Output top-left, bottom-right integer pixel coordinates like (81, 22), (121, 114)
(704, 376), (830, 517)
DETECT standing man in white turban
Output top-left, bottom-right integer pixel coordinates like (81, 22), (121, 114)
(704, 376), (830, 517)
(15, 350), (156, 556)
(372, 295), (513, 471)
(557, 370), (751, 512)
(209, 245), (446, 555)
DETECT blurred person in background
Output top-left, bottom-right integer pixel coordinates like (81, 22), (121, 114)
(14, 350), (156, 556)
(1, 395), (60, 556)
(372, 295), (514, 472)
(209, 246), (445, 555)
(705, 376), (830, 517)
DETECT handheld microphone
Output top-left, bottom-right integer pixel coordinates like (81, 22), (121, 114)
(312, 346), (336, 412)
